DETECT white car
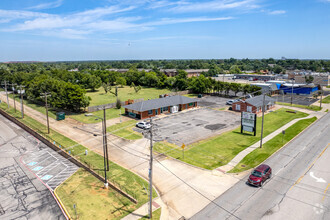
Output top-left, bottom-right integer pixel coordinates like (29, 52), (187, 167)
(136, 121), (151, 129)
(226, 99), (241, 105)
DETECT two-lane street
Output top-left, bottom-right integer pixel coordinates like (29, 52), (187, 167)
(192, 113), (330, 220)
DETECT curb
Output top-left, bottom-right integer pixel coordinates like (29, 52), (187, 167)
(54, 189), (72, 220)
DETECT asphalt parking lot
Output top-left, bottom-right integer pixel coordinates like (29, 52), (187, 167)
(149, 108), (240, 145)
(197, 96), (231, 109)
(273, 94), (319, 106)
(0, 114), (78, 219)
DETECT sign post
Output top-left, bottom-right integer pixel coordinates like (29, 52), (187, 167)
(241, 112), (257, 136)
(181, 143), (185, 159)
(282, 130), (285, 144)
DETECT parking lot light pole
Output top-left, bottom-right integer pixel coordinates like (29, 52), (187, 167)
(40, 92), (51, 134)
(291, 78), (295, 105)
(85, 113), (108, 188)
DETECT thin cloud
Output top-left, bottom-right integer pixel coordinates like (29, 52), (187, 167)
(27, 0), (64, 10)
(169, 0), (260, 13)
(146, 16), (234, 26)
(268, 10), (286, 15)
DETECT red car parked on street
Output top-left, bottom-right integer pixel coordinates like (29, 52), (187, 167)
(247, 164), (272, 187)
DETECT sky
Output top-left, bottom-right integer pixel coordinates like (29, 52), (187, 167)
(0, 0), (329, 61)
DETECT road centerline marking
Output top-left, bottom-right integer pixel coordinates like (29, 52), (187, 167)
(290, 143), (329, 191)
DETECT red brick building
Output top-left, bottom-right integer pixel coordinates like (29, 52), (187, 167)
(232, 95), (275, 113)
(123, 95), (198, 119)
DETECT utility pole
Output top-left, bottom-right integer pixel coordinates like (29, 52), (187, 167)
(19, 85), (25, 119)
(9, 83), (17, 112)
(103, 107), (109, 171)
(149, 118), (153, 219)
(40, 92), (51, 134)
(1, 81), (10, 109)
(319, 86), (323, 109)
(260, 93), (266, 148)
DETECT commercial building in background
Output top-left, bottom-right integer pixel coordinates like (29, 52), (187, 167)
(123, 95), (198, 119)
(232, 95), (275, 113)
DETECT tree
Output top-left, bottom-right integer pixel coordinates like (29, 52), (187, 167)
(130, 82), (142, 93)
(189, 76), (206, 94)
(116, 76), (126, 88)
(229, 65), (241, 74)
(116, 98), (121, 109)
(102, 82), (111, 93)
(230, 83), (242, 96)
(273, 65), (284, 74)
(305, 75), (314, 84)
(242, 84), (251, 95)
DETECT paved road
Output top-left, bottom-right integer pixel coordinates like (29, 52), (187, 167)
(0, 114), (71, 219)
(192, 113), (330, 220)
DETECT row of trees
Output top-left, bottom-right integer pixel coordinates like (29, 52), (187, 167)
(2, 58), (330, 74)
(189, 75), (261, 96)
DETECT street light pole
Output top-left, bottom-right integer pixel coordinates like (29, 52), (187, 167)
(291, 78), (295, 105)
(103, 107), (109, 171)
(260, 93), (266, 148)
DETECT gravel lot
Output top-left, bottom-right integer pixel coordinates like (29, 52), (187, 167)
(151, 108), (240, 145)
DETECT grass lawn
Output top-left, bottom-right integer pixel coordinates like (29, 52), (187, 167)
(56, 169), (139, 220)
(229, 117), (317, 173)
(139, 208), (161, 219)
(107, 120), (143, 140)
(0, 102), (157, 217)
(154, 108), (309, 170)
(69, 107), (125, 124)
(321, 95), (330, 104)
(87, 86), (172, 106)
(276, 101), (322, 111)
(184, 94), (199, 98)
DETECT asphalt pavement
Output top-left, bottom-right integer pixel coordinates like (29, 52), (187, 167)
(192, 112), (330, 220)
(0, 114), (78, 219)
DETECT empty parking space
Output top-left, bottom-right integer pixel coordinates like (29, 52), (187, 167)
(150, 108), (240, 145)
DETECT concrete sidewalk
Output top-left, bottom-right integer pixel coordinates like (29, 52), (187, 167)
(122, 197), (163, 220)
(217, 107), (326, 173)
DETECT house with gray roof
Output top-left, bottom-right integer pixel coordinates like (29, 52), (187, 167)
(232, 95), (275, 113)
(123, 95), (198, 119)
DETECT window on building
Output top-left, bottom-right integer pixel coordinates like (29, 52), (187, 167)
(247, 106), (252, 112)
(189, 103), (194, 107)
(148, 110), (153, 115)
(163, 107), (168, 111)
(236, 104), (241, 111)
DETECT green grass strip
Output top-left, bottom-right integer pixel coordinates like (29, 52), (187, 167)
(276, 101), (322, 111)
(321, 95), (330, 104)
(139, 208), (162, 219)
(229, 116), (317, 173)
(154, 108), (309, 170)
(107, 120), (143, 140)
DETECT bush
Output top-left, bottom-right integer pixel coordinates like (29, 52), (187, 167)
(116, 98), (121, 109)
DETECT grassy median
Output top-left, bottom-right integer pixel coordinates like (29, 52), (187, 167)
(0, 102), (157, 219)
(321, 95), (330, 104)
(229, 116), (317, 173)
(154, 108), (309, 170)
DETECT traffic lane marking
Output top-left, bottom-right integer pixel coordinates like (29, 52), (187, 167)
(290, 143), (329, 191)
(322, 183), (330, 202)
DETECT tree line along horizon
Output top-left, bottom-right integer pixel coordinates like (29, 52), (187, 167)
(1, 58), (329, 112)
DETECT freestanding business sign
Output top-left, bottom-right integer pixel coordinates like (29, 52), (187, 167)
(241, 112), (257, 136)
